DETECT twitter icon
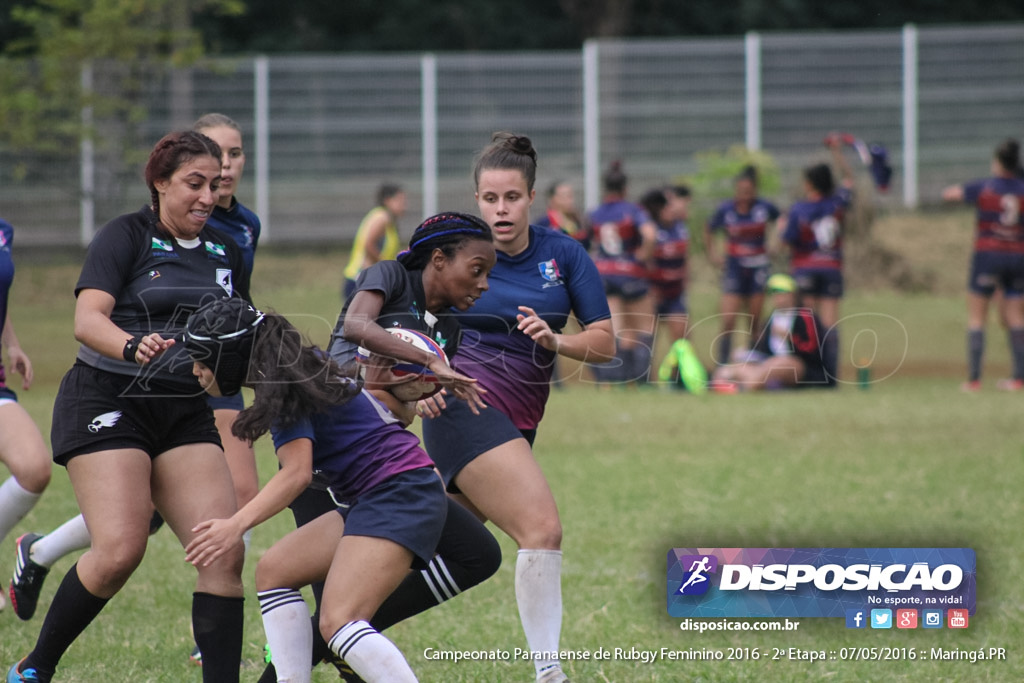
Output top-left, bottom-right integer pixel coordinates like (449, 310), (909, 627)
(870, 609), (892, 629)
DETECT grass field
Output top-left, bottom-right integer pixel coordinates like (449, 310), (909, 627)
(0, 210), (1021, 681)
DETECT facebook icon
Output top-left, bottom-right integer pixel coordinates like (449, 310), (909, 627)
(845, 609), (866, 629)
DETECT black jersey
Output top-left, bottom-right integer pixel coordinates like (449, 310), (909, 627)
(328, 260), (462, 368)
(75, 205), (251, 390)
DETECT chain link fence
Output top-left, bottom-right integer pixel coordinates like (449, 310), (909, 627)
(1, 23), (1022, 247)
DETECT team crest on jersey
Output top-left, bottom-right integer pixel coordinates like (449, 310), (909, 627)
(538, 259), (564, 287)
(151, 237), (177, 257)
(216, 268), (234, 295)
(205, 241), (228, 260)
(0, 231), (8, 250)
(148, 270), (161, 280)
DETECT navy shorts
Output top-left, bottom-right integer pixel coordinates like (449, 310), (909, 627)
(206, 392), (244, 412)
(334, 467), (447, 569)
(968, 250), (1024, 297)
(722, 258), (771, 296)
(655, 292), (688, 317)
(602, 273), (650, 301)
(0, 385), (17, 403)
(794, 267), (844, 298)
(421, 398), (536, 491)
(50, 362), (221, 466)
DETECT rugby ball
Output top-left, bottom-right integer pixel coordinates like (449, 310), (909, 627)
(356, 328), (449, 401)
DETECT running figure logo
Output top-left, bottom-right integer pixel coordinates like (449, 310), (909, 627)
(677, 554), (718, 595)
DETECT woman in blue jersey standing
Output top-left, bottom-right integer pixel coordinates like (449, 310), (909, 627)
(421, 132), (615, 683)
(942, 137), (1024, 392)
(705, 165), (781, 364)
(586, 161), (658, 385)
(781, 139), (853, 380)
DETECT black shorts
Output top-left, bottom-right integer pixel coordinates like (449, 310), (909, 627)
(50, 363), (221, 466)
(335, 467), (447, 569)
(421, 398), (536, 491)
(602, 273), (650, 301)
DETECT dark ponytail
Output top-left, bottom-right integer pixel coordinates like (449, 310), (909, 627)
(996, 138), (1021, 176)
(603, 160), (627, 195)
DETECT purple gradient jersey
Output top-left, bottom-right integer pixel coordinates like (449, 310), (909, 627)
(451, 226), (610, 429)
(271, 385), (432, 501)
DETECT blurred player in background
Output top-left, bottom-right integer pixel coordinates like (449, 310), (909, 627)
(641, 186), (690, 349)
(535, 179), (586, 243)
(0, 216), (51, 613)
(343, 183), (407, 300)
(710, 274), (837, 391)
(422, 132), (614, 683)
(585, 160), (657, 385)
(942, 137), (1024, 392)
(705, 165), (781, 364)
(781, 137), (853, 380)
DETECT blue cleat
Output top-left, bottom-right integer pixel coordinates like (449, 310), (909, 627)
(7, 660), (41, 682)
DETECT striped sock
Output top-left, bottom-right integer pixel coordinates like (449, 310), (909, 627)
(327, 620), (417, 682)
(258, 589), (312, 683)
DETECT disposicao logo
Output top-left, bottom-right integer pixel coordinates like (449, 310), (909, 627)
(675, 555), (718, 596)
(667, 548), (976, 619)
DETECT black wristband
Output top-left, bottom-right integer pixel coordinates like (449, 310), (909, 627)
(122, 335), (144, 363)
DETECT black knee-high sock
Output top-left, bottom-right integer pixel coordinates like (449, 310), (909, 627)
(967, 329), (984, 382)
(193, 592), (244, 683)
(20, 564), (109, 682)
(1008, 327), (1024, 381)
(371, 497), (501, 630)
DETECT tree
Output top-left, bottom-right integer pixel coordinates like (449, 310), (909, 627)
(0, 0), (243, 180)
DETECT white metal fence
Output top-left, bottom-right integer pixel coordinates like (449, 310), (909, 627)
(2, 23), (1023, 247)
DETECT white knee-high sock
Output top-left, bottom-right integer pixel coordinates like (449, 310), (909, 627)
(258, 589), (313, 683)
(0, 476), (41, 546)
(327, 620), (417, 682)
(515, 549), (564, 676)
(30, 514), (92, 568)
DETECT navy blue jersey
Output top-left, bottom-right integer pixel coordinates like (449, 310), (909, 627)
(707, 198), (780, 266)
(783, 188), (853, 270)
(327, 260), (462, 368)
(586, 199), (653, 279)
(205, 197), (261, 274)
(74, 206), (251, 390)
(961, 177), (1024, 254)
(451, 225), (610, 429)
